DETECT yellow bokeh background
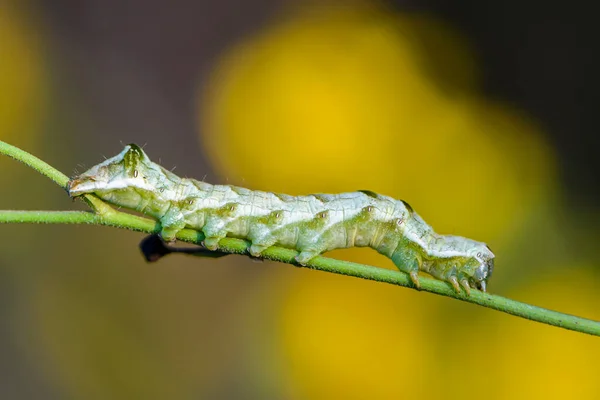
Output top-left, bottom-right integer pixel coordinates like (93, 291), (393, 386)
(274, 266), (600, 400)
(201, 5), (555, 243)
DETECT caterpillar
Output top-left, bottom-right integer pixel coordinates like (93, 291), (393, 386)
(68, 144), (495, 294)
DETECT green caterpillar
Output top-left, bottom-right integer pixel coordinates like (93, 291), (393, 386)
(68, 144), (495, 294)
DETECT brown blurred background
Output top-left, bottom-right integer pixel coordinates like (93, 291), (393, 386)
(1, 0), (599, 399)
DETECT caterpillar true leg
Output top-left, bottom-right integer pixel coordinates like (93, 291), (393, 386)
(459, 278), (471, 295)
(448, 276), (462, 293)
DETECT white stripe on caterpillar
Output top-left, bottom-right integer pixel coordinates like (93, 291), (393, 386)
(68, 144), (495, 294)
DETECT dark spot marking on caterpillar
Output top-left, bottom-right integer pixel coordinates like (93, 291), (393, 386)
(313, 194), (330, 203)
(396, 217), (404, 226)
(222, 203), (238, 214)
(401, 200), (413, 213)
(127, 143), (144, 153)
(358, 190), (378, 198)
(273, 193), (289, 202)
(267, 211), (285, 224)
(361, 205), (375, 215)
(317, 211), (329, 219)
(268, 210), (284, 221)
(188, 198), (194, 205)
(133, 169), (139, 178)
(124, 144), (145, 169)
(230, 185), (250, 196)
(175, 199), (191, 209)
(192, 180), (207, 191)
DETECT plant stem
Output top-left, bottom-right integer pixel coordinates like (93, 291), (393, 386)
(0, 140), (70, 188)
(1, 140), (600, 337)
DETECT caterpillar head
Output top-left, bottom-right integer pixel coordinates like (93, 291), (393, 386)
(471, 244), (495, 292)
(68, 144), (157, 207)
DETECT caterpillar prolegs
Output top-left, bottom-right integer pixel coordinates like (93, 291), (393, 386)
(68, 144), (495, 294)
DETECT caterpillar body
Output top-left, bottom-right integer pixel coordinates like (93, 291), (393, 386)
(68, 144), (495, 294)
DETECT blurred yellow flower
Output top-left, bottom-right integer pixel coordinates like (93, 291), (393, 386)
(443, 266), (600, 399)
(276, 265), (599, 400)
(278, 271), (441, 399)
(198, 4), (556, 243)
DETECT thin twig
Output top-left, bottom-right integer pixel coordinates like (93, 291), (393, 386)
(1, 139), (599, 336)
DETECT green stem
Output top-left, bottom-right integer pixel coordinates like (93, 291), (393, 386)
(1, 140), (599, 337)
(0, 140), (70, 188)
